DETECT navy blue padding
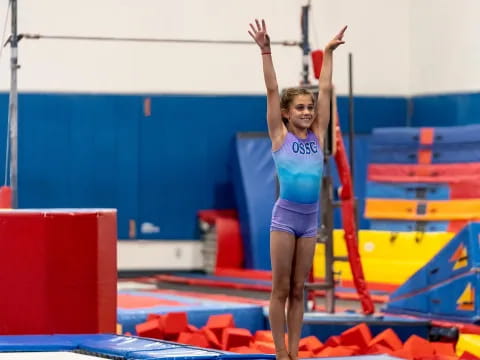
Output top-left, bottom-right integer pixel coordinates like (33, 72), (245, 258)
(232, 134), (276, 270)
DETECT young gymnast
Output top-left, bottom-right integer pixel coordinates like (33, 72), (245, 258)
(248, 19), (347, 360)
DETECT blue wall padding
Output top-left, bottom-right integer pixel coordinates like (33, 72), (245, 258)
(336, 96), (408, 133)
(411, 93), (480, 127)
(367, 182), (450, 200)
(117, 290), (265, 334)
(369, 220), (449, 232)
(232, 134), (276, 270)
(0, 92), (407, 240)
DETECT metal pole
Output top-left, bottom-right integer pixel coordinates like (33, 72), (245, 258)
(300, 4), (310, 85)
(9, 0), (18, 208)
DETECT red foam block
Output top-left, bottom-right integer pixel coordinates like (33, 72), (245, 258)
(206, 313), (235, 340)
(135, 318), (163, 339)
(299, 335), (324, 353)
(160, 312), (188, 338)
(340, 323), (372, 350)
(403, 335), (435, 358)
(368, 328), (403, 351)
(201, 327), (222, 349)
(222, 328), (253, 350)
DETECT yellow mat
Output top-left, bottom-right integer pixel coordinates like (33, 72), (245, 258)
(314, 230), (454, 285)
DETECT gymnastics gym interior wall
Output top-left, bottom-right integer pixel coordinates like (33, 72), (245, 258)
(0, 1), (479, 270)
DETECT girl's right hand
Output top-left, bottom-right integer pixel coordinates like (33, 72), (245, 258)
(248, 19), (271, 52)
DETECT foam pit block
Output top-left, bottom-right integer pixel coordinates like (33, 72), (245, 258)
(340, 323), (372, 350)
(135, 318), (163, 339)
(222, 328), (253, 350)
(368, 328), (403, 351)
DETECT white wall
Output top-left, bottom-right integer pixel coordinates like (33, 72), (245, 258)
(0, 0), (410, 95)
(409, 0), (480, 95)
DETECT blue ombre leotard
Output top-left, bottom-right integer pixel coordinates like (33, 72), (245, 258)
(270, 130), (324, 238)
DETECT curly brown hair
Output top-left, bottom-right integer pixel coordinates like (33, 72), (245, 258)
(280, 88), (315, 125)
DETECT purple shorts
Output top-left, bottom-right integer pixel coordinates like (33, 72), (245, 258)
(270, 198), (319, 238)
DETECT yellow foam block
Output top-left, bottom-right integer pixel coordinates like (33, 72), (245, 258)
(456, 334), (480, 357)
(314, 230), (453, 285)
(365, 198), (480, 220)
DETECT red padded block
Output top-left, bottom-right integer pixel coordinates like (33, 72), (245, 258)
(340, 323), (372, 350)
(254, 341), (275, 354)
(222, 328), (253, 350)
(403, 335), (435, 358)
(325, 335), (341, 347)
(201, 327), (222, 349)
(316, 346), (357, 357)
(160, 312), (188, 339)
(0, 210), (117, 335)
(367, 344), (394, 355)
(229, 346), (259, 354)
(299, 335), (323, 353)
(432, 342), (456, 356)
(146, 314), (162, 321)
(298, 350), (313, 358)
(187, 324), (199, 332)
(391, 348), (412, 360)
(215, 217), (243, 270)
(460, 352), (478, 359)
(135, 318), (164, 339)
(206, 313), (235, 340)
(368, 328), (403, 351)
(254, 330), (274, 343)
(177, 332), (209, 348)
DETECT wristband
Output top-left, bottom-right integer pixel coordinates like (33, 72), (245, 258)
(262, 52), (271, 55)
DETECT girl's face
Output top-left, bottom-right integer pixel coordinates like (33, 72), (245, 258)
(283, 94), (315, 129)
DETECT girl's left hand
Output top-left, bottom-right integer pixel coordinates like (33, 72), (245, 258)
(325, 25), (347, 51)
